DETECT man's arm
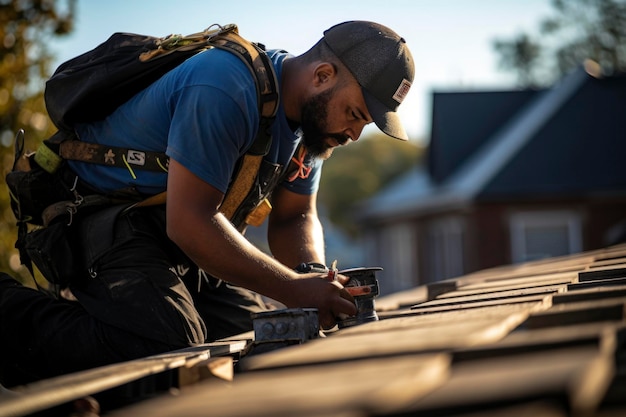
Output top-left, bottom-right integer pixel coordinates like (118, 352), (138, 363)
(267, 186), (326, 268)
(165, 158), (356, 328)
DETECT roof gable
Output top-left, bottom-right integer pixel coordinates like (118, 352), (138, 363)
(481, 73), (626, 198)
(428, 89), (540, 184)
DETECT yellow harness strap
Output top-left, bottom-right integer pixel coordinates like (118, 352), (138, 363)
(219, 154), (263, 219)
(127, 191), (168, 210)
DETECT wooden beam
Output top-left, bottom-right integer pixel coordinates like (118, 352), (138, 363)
(240, 303), (541, 372)
(105, 354), (451, 417)
(522, 299), (626, 329)
(404, 346), (613, 416)
(0, 341), (247, 417)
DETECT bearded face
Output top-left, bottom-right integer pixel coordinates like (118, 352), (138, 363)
(299, 87), (351, 160)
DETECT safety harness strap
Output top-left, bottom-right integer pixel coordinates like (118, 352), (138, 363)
(220, 154), (264, 219)
(59, 141), (169, 174)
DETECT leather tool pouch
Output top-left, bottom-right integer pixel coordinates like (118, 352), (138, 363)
(229, 158), (283, 232)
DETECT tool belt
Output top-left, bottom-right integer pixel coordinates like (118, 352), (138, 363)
(6, 130), (144, 228)
(7, 127), (291, 228)
(5, 127), (295, 286)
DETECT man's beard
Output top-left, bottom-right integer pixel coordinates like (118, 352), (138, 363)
(300, 88), (351, 160)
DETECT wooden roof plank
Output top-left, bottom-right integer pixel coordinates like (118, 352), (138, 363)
(568, 277), (626, 291)
(432, 401), (568, 417)
(521, 298), (626, 329)
(438, 276), (576, 299)
(409, 294), (551, 314)
(452, 322), (622, 363)
(454, 272), (578, 292)
(375, 281), (457, 311)
(414, 284), (567, 308)
(240, 303), (538, 372)
(552, 285), (626, 305)
(106, 354), (450, 417)
(402, 346), (613, 417)
(0, 341), (247, 417)
(579, 265), (626, 282)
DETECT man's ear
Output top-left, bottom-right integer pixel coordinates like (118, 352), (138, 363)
(312, 62), (337, 87)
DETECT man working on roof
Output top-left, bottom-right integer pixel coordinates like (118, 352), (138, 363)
(0, 20), (414, 386)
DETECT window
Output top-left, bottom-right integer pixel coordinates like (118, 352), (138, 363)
(510, 210), (582, 263)
(379, 223), (417, 293)
(425, 216), (466, 282)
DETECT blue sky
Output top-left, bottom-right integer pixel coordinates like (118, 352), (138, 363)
(51, 0), (555, 143)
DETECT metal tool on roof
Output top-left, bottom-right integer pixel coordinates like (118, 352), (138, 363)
(243, 308), (320, 357)
(251, 308), (320, 343)
(337, 267), (382, 328)
(295, 262), (382, 329)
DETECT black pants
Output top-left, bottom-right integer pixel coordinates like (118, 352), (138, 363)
(0, 205), (267, 387)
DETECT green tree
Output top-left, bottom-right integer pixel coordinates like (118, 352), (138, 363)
(0, 0), (76, 285)
(493, 33), (542, 87)
(318, 133), (424, 237)
(493, 0), (626, 87)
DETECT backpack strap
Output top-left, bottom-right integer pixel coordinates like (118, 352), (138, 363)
(58, 140), (169, 174)
(208, 29), (279, 221)
(211, 29), (280, 124)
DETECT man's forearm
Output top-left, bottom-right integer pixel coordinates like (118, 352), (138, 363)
(169, 208), (296, 298)
(168, 208), (357, 329)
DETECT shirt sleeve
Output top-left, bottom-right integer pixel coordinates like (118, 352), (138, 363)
(165, 51), (259, 193)
(280, 158), (322, 195)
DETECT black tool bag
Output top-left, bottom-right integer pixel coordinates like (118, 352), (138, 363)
(6, 130), (116, 287)
(5, 130), (79, 227)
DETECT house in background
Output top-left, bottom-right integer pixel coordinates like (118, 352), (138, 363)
(357, 65), (626, 296)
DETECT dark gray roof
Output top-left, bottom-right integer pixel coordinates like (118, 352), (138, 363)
(360, 66), (626, 220)
(481, 72), (626, 199)
(429, 89), (540, 184)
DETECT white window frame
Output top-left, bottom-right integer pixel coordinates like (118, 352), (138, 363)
(379, 222), (417, 292)
(426, 216), (465, 282)
(509, 210), (582, 263)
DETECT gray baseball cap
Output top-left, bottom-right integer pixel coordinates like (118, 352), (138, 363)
(323, 21), (414, 140)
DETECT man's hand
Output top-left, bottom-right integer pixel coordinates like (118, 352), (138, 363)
(279, 272), (357, 329)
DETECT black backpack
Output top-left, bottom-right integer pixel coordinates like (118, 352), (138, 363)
(45, 23), (278, 131)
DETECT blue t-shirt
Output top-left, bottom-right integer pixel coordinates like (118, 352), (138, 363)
(70, 48), (321, 196)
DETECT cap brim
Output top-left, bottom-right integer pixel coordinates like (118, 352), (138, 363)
(363, 89), (409, 141)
